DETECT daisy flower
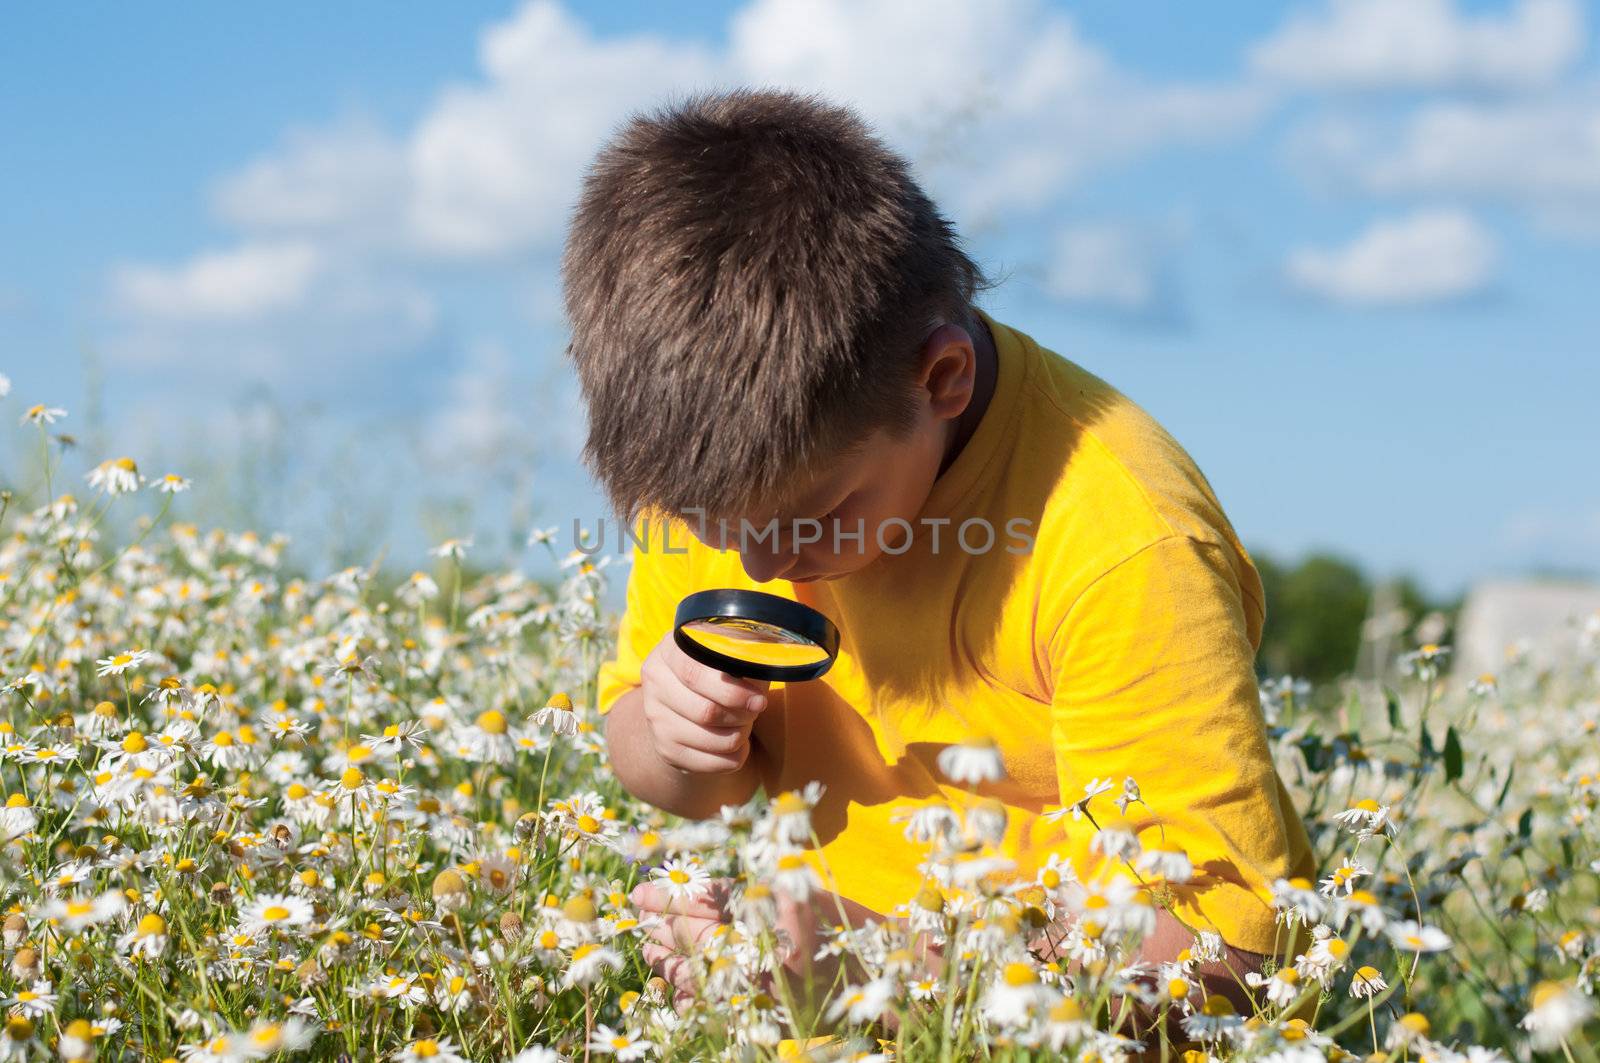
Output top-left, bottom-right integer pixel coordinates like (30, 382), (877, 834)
(982, 962), (1056, 1028)
(21, 404), (65, 425)
(86, 457), (143, 494)
(771, 851), (821, 903)
(43, 890), (125, 931)
(154, 473), (192, 493)
(563, 942), (623, 988)
(239, 894), (314, 936)
(507, 1048), (564, 1063)
(0, 794), (37, 840)
(824, 978), (896, 1025)
(1183, 995), (1245, 1043)
(1044, 777), (1115, 822)
(936, 737), (1005, 784)
(430, 538), (472, 561)
(1520, 980), (1593, 1051)
(893, 803), (961, 845)
(394, 1036), (467, 1063)
(586, 1024), (653, 1060)
(1318, 860), (1368, 897)
(1090, 827), (1141, 861)
(449, 709), (522, 765)
(95, 649), (151, 677)
(476, 853), (519, 896)
(532, 693), (580, 735)
(120, 912), (170, 960)
(3, 981), (55, 1018)
(1135, 843), (1193, 883)
(1349, 965), (1388, 998)
(1245, 967), (1303, 1009)
(1386, 920), (1452, 953)
(1332, 798), (1392, 838)
(650, 858), (712, 904)
(242, 1018), (315, 1056)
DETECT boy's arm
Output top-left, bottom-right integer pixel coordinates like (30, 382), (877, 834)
(603, 682), (764, 820)
(1047, 533), (1302, 958)
(598, 529), (768, 819)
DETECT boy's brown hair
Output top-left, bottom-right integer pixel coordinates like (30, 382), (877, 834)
(561, 86), (996, 523)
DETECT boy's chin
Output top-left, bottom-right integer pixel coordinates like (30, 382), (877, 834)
(788, 555), (880, 583)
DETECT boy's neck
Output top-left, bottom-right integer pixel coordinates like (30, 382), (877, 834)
(938, 312), (999, 477)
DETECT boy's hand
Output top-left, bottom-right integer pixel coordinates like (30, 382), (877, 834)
(638, 632), (770, 774)
(632, 878), (892, 1020)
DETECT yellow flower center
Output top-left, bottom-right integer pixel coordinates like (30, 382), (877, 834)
(1002, 961), (1037, 986)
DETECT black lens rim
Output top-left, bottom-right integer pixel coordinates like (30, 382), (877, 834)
(673, 588), (841, 682)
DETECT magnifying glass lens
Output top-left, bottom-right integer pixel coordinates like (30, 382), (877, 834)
(679, 617), (831, 667)
(673, 589), (841, 682)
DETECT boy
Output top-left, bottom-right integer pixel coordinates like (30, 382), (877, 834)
(561, 88), (1314, 1008)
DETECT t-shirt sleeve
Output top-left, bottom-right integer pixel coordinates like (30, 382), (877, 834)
(1046, 534), (1304, 954)
(596, 521), (696, 717)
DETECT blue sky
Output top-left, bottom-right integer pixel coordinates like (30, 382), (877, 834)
(2, 0), (1598, 596)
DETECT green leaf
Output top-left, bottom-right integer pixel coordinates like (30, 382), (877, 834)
(1297, 733), (1328, 774)
(1443, 726), (1463, 783)
(1385, 688), (1402, 730)
(1494, 764), (1516, 809)
(1518, 808), (1533, 839)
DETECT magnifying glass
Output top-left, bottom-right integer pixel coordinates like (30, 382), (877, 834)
(673, 589), (841, 682)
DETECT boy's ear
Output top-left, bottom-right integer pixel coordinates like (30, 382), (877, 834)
(916, 322), (977, 422)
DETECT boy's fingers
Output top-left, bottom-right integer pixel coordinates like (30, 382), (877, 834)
(653, 709), (748, 754)
(644, 913), (720, 953)
(629, 881), (725, 920)
(664, 640), (771, 711)
(655, 684), (751, 731)
(661, 741), (749, 775)
(640, 943), (694, 998)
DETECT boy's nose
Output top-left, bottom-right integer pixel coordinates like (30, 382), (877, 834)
(738, 545), (794, 584)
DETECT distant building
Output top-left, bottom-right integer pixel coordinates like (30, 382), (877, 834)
(1454, 580), (1600, 679)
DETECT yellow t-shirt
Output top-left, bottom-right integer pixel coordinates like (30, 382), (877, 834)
(596, 305), (1314, 954)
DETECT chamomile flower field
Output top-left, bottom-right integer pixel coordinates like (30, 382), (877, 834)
(0, 393), (1597, 1063)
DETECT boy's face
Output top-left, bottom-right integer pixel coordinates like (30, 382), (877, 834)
(681, 320), (983, 584)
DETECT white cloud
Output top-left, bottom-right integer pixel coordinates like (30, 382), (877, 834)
(729, 0), (1266, 221)
(1251, 0), (1583, 92)
(110, 241), (322, 320)
(178, 0), (1267, 266)
(105, 260), (437, 381)
(104, 0), (1274, 375)
(1043, 222), (1182, 320)
(1292, 89), (1600, 234)
(212, 112), (409, 239)
(1285, 209), (1496, 306)
(402, 1), (721, 258)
